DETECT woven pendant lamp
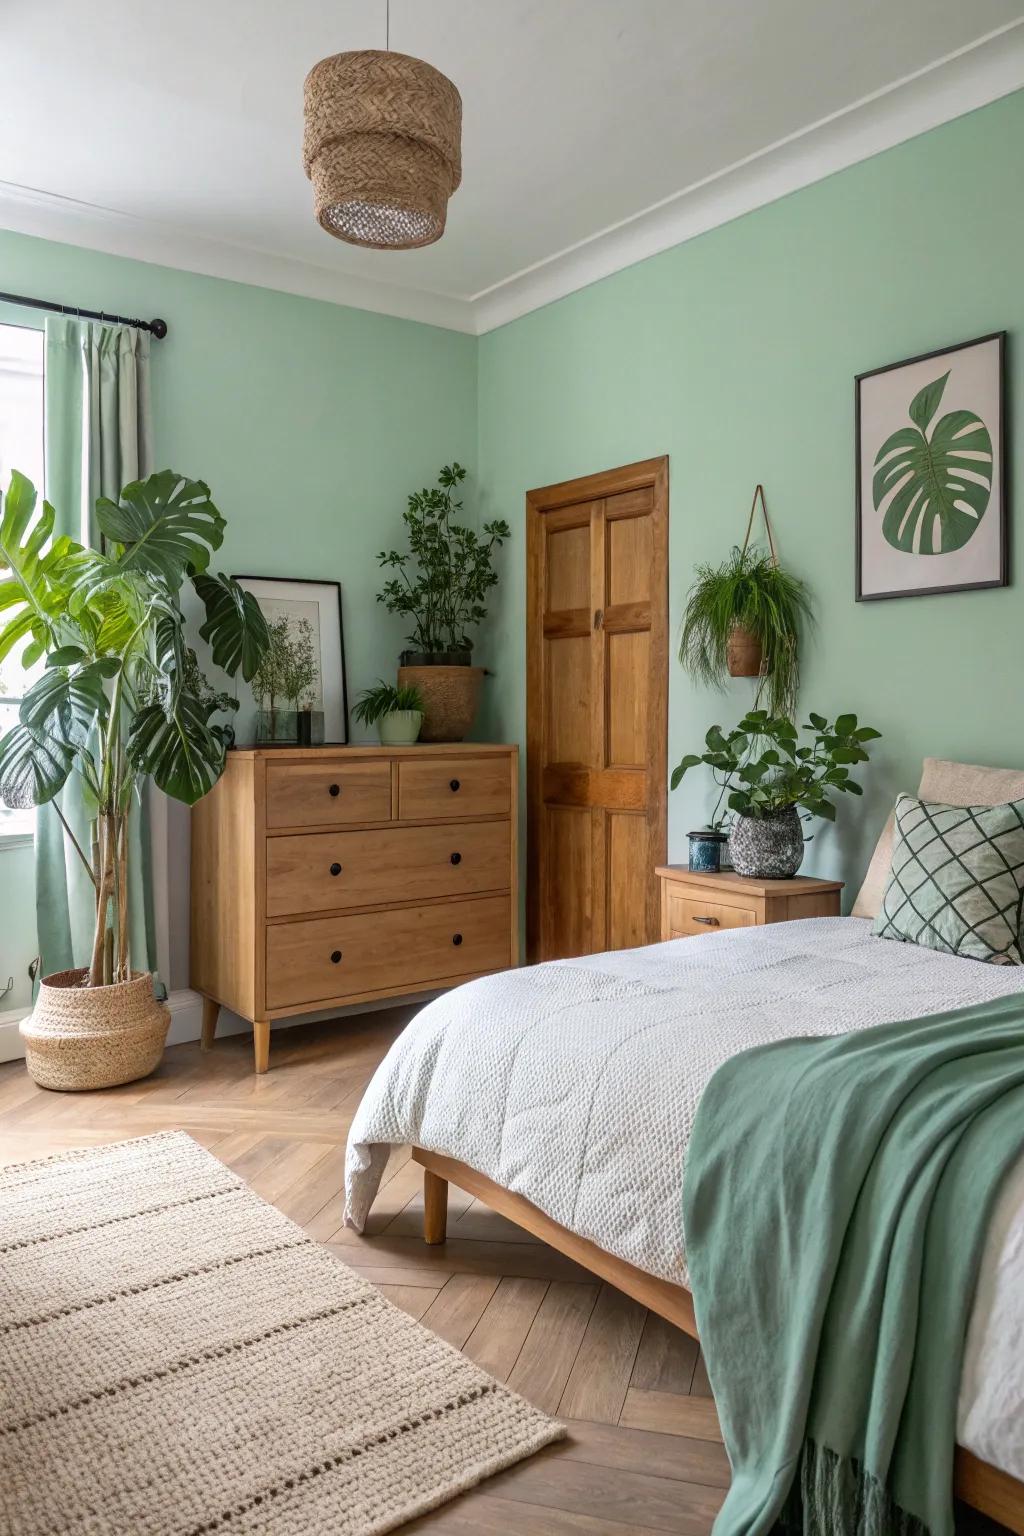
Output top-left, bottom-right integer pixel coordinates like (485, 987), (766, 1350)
(303, 49), (462, 250)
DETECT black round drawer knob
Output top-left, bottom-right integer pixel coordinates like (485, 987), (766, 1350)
(450, 852), (462, 866)
(330, 862), (342, 877)
(328, 783), (340, 797)
(449, 778), (460, 792)
(452, 933), (463, 947)
(330, 950), (342, 964)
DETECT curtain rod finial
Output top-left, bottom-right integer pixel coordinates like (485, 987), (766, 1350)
(150, 318), (168, 340)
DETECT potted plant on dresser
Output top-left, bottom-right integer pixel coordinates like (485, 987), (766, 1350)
(352, 680), (424, 744)
(671, 709), (881, 878)
(376, 462), (510, 741)
(0, 469), (269, 1090)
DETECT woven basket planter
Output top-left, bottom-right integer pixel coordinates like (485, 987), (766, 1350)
(727, 625), (764, 678)
(21, 969), (170, 1092)
(398, 665), (483, 743)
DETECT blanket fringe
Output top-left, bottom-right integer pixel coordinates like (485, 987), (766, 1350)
(773, 1440), (931, 1536)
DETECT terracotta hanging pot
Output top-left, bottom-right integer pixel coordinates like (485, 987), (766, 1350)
(727, 625), (763, 678)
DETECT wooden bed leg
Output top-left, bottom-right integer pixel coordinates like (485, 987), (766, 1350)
(423, 1169), (448, 1245)
(200, 996), (220, 1052)
(253, 1019), (270, 1075)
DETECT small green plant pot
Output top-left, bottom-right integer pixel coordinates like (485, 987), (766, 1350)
(378, 710), (423, 746)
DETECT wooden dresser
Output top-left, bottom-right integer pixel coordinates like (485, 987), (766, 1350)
(191, 744), (518, 1072)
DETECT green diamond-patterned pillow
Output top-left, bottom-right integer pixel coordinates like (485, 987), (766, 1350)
(873, 794), (1024, 964)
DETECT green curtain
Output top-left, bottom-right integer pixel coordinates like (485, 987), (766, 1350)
(36, 316), (159, 982)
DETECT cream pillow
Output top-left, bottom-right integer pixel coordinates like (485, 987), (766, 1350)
(851, 758), (1024, 919)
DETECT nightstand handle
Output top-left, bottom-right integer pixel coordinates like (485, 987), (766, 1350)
(693, 915), (719, 927)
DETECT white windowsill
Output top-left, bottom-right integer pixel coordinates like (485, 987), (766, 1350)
(0, 830), (33, 851)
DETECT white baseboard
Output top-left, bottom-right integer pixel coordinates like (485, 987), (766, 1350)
(1, 986), (429, 1066)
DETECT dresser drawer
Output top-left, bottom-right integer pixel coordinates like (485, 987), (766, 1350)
(665, 890), (756, 938)
(398, 756), (511, 820)
(265, 821), (511, 917)
(265, 895), (511, 1010)
(265, 760), (391, 829)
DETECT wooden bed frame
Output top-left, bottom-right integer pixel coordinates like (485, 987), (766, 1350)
(413, 1147), (1024, 1536)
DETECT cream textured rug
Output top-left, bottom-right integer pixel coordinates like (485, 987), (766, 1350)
(0, 1131), (563, 1536)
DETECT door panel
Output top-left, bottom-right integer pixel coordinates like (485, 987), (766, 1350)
(607, 812), (650, 951)
(527, 457), (668, 962)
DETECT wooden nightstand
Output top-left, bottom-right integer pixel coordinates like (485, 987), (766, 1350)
(656, 866), (844, 941)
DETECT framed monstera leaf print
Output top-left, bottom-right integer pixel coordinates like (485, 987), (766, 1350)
(856, 332), (1006, 600)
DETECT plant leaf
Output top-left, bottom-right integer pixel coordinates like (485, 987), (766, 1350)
(193, 572), (270, 681)
(96, 471), (225, 587)
(19, 661), (111, 750)
(0, 473), (79, 665)
(873, 373), (992, 555)
(0, 722), (74, 807)
(125, 692), (228, 805)
(908, 371), (949, 433)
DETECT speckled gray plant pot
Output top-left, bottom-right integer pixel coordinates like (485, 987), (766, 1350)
(728, 806), (804, 879)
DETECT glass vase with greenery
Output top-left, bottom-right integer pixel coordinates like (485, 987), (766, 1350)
(375, 463), (511, 664)
(0, 469), (269, 987)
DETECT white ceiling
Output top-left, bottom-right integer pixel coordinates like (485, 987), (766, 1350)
(2, 1), (1023, 332)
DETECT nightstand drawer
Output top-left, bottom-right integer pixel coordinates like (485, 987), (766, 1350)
(265, 821), (511, 917)
(265, 895), (511, 1009)
(266, 761), (391, 829)
(666, 890), (757, 938)
(398, 756), (511, 820)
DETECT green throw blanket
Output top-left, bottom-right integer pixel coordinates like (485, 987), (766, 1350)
(683, 994), (1024, 1536)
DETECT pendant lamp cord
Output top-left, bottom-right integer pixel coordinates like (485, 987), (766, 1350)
(385, 0), (390, 50)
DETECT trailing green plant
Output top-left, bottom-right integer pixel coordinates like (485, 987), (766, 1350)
(352, 680), (424, 727)
(671, 709), (881, 825)
(376, 463), (511, 655)
(0, 469), (270, 987)
(679, 546), (813, 718)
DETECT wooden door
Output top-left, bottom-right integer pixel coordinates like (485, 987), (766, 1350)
(526, 457), (668, 961)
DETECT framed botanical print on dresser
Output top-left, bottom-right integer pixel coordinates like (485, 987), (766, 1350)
(856, 332), (1006, 601)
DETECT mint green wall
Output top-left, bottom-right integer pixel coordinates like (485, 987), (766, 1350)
(477, 90), (1024, 904)
(0, 228), (477, 1004)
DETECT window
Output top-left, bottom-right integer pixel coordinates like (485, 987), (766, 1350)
(0, 322), (45, 841)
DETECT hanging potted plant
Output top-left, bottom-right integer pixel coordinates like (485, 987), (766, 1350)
(376, 463), (510, 741)
(678, 485), (812, 719)
(352, 680), (424, 745)
(671, 709), (881, 879)
(0, 469), (269, 1090)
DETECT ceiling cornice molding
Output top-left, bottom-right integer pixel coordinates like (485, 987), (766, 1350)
(471, 23), (1024, 334)
(0, 181), (477, 334)
(0, 23), (1019, 340)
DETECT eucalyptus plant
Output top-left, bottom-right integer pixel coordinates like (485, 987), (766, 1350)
(376, 463), (511, 656)
(0, 469), (270, 987)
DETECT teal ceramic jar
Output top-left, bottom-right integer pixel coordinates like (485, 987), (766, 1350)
(687, 828), (727, 874)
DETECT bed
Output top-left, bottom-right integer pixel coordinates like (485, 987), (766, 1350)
(346, 915), (1024, 1533)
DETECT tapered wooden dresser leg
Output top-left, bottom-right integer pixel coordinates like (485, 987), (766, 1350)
(423, 1169), (448, 1244)
(253, 1019), (270, 1075)
(200, 996), (220, 1052)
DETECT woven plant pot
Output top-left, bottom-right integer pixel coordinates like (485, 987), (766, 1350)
(728, 807), (804, 879)
(398, 665), (483, 743)
(727, 625), (763, 678)
(21, 969), (170, 1092)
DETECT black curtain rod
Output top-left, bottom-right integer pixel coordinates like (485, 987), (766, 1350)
(0, 290), (167, 339)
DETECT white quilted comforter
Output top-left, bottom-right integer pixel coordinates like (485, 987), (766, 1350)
(346, 916), (1024, 1480)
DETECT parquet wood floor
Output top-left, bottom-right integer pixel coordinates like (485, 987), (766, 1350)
(0, 1010), (1002, 1535)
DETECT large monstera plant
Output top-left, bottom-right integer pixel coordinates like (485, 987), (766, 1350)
(0, 469), (269, 987)
(873, 370), (994, 554)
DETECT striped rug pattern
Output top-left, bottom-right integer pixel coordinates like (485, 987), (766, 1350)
(0, 1131), (562, 1536)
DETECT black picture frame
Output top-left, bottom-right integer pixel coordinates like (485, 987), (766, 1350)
(855, 330), (1007, 601)
(232, 574), (349, 745)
